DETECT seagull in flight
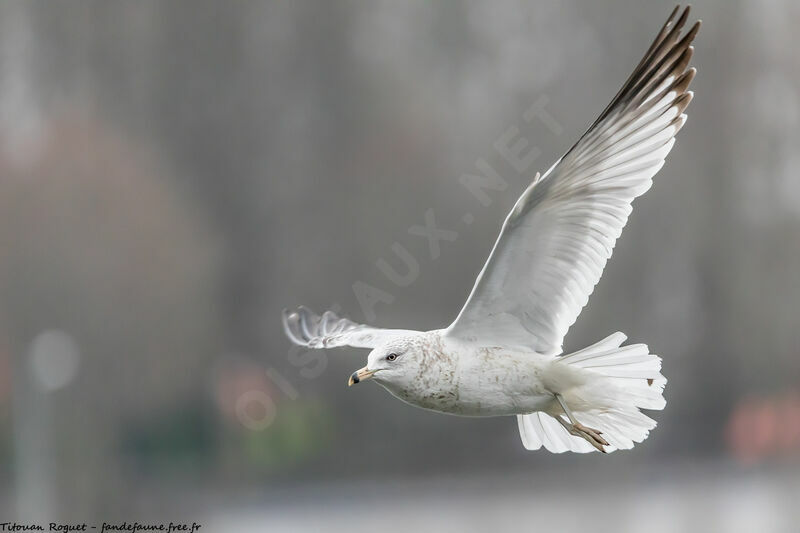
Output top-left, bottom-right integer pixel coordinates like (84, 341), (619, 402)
(283, 6), (699, 453)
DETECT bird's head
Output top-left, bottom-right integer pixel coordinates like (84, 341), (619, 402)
(348, 334), (427, 389)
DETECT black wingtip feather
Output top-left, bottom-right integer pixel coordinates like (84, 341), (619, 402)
(560, 5), (700, 167)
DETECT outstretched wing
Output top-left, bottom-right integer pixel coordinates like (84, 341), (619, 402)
(446, 6), (700, 355)
(282, 306), (413, 349)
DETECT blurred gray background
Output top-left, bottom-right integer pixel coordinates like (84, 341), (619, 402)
(0, 1), (799, 532)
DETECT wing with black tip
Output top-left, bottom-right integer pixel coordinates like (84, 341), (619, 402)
(446, 6), (700, 354)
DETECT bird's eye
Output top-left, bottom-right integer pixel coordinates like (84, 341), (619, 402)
(386, 353), (398, 362)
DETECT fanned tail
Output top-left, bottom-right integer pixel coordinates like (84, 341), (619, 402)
(517, 332), (666, 453)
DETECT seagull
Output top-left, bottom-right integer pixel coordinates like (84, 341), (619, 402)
(283, 6), (699, 453)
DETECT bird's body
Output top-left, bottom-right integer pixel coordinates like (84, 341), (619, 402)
(373, 331), (557, 417)
(283, 6), (699, 454)
(364, 329), (664, 445)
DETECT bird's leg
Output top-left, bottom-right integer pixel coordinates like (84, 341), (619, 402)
(553, 393), (609, 453)
(555, 415), (607, 452)
(554, 393), (578, 424)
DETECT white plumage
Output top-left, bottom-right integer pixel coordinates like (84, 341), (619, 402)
(283, 6), (699, 453)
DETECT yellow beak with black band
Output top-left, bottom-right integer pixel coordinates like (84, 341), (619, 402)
(348, 366), (376, 386)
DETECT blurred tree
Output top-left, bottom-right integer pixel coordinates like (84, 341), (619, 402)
(0, 112), (222, 519)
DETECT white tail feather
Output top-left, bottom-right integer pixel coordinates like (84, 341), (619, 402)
(518, 412), (597, 453)
(517, 332), (666, 453)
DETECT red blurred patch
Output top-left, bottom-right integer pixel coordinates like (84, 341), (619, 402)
(726, 390), (800, 464)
